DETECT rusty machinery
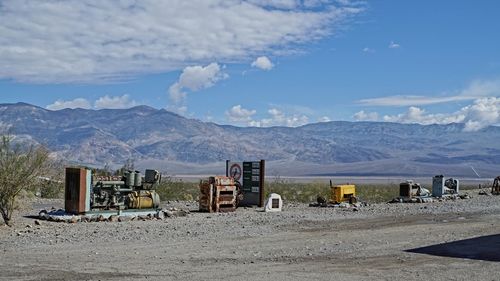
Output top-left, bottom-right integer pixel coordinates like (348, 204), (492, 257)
(199, 176), (242, 212)
(432, 175), (460, 197)
(65, 167), (161, 214)
(492, 176), (500, 195)
(399, 180), (430, 199)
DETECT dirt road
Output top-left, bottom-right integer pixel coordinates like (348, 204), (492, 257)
(1, 195), (500, 280)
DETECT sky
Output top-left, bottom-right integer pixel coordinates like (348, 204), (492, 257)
(1, 0), (499, 131)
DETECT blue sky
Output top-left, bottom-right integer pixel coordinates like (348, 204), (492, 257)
(1, 0), (499, 130)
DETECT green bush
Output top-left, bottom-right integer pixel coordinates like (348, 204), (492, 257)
(155, 177), (199, 201)
(153, 176), (457, 204)
(39, 181), (64, 199)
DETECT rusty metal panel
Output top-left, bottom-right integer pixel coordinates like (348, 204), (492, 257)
(399, 182), (412, 198)
(65, 167), (89, 214)
(199, 180), (213, 212)
(215, 185), (237, 212)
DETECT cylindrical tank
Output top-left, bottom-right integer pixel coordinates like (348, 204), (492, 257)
(125, 170), (135, 187)
(127, 191), (160, 209)
(134, 171), (142, 187)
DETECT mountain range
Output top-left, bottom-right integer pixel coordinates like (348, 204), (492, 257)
(1, 102), (499, 177)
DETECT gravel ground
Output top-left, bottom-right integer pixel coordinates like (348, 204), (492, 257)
(1, 194), (500, 280)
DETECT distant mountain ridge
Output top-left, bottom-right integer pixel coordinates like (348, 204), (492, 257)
(1, 102), (499, 177)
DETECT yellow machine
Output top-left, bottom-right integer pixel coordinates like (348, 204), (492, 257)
(330, 181), (357, 204)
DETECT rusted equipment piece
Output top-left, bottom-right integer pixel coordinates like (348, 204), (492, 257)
(65, 168), (91, 214)
(399, 180), (430, 199)
(330, 181), (357, 204)
(432, 175), (460, 197)
(199, 176), (240, 212)
(65, 167), (162, 214)
(492, 176), (500, 195)
(199, 180), (214, 212)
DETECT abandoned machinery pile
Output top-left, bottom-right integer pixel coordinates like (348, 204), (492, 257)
(37, 163), (500, 222)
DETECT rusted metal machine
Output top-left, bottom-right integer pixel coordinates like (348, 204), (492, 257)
(399, 180), (430, 199)
(432, 175), (460, 197)
(492, 176), (500, 195)
(199, 176), (241, 212)
(65, 167), (161, 214)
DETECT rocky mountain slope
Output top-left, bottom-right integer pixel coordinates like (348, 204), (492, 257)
(1, 102), (499, 177)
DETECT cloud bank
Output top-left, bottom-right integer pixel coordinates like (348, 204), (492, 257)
(0, 0), (362, 83)
(226, 105), (310, 127)
(353, 97), (500, 131)
(359, 79), (500, 106)
(46, 95), (137, 110)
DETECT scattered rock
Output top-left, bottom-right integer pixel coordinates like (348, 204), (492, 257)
(156, 211), (165, 220)
(108, 215), (119, 222)
(118, 216), (132, 222)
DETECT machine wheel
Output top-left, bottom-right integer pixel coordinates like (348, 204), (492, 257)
(349, 196), (357, 204)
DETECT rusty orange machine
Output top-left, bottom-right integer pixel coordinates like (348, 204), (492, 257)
(65, 167), (161, 215)
(199, 176), (241, 212)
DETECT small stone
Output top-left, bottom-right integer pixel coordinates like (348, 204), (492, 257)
(118, 216), (132, 222)
(34, 220), (41, 226)
(155, 211), (165, 220)
(138, 215), (149, 221)
(176, 210), (189, 217)
(108, 215), (119, 222)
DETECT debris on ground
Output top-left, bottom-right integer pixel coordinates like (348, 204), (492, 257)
(37, 207), (190, 223)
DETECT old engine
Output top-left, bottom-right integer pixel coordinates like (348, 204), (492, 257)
(65, 167), (161, 214)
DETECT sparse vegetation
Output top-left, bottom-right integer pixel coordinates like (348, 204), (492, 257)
(151, 175), (487, 204)
(155, 177), (199, 201)
(0, 135), (50, 226)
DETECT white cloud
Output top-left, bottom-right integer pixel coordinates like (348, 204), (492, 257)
(46, 98), (91, 110)
(226, 105), (257, 122)
(0, 0), (362, 83)
(359, 79), (500, 106)
(167, 105), (188, 116)
(362, 47), (375, 53)
(246, 0), (299, 9)
(251, 56), (274, 70)
(382, 107), (463, 125)
(353, 110), (379, 121)
(168, 63), (227, 103)
(250, 108), (309, 127)
(461, 97), (500, 131)
(318, 116), (331, 122)
(388, 41), (400, 48)
(47, 95), (137, 110)
(377, 97), (500, 131)
(94, 95), (137, 109)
